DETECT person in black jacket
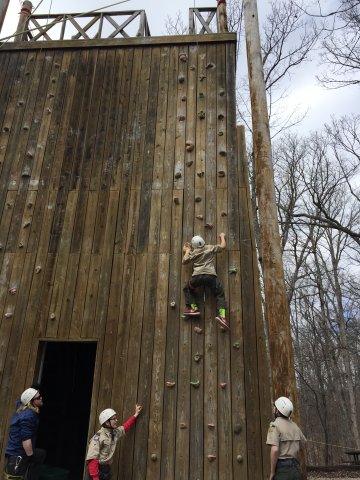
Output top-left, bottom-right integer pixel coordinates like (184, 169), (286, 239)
(5, 387), (46, 479)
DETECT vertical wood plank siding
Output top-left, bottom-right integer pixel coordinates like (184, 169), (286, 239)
(0, 36), (271, 479)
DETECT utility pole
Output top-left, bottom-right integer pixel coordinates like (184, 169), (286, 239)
(14, 0), (32, 42)
(243, 0), (298, 407)
(0, 0), (11, 33)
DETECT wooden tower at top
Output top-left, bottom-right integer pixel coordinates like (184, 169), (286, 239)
(0, 5), (272, 479)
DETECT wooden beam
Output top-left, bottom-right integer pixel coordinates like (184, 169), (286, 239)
(14, 0), (32, 42)
(243, 0), (298, 404)
(0, 0), (11, 33)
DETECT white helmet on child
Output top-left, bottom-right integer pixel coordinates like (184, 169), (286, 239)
(99, 408), (117, 425)
(274, 396), (293, 417)
(21, 388), (38, 405)
(191, 235), (205, 248)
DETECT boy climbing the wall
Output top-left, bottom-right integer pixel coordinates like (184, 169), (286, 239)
(182, 233), (229, 330)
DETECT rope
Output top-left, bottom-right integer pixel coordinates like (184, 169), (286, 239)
(0, 0), (131, 44)
(307, 439), (359, 451)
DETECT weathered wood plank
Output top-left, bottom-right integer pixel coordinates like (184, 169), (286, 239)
(92, 190), (119, 337)
(137, 47), (160, 253)
(161, 189), (183, 479)
(118, 253), (147, 479)
(146, 253), (169, 479)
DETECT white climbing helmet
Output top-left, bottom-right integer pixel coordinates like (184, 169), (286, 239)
(191, 235), (205, 249)
(274, 396), (293, 418)
(21, 388), (38, 405)
(99, 408), (117, 425)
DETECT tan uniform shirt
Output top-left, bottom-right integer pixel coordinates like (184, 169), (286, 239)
(266, 417), (306, 459)
(182, 244), (223, 276)
(86, 426), (126, 464)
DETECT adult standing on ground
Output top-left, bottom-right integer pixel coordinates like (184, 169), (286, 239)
(4, 387), (46, 479)
(266, 396), (306, 480)
(86, 404), (142, 480)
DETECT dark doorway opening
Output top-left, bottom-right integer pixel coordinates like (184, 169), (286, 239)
(35, 341), (97, 479)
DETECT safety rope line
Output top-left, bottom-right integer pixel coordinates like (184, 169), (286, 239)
(0, 0), (131, 44)
(307, 439), (359, 451)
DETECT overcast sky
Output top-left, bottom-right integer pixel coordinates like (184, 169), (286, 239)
(1, 0), (358, 136)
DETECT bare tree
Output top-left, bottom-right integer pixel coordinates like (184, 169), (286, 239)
(314, 0), (360, 88)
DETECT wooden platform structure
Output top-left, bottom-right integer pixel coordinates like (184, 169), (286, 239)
(0, 7), (271, 479)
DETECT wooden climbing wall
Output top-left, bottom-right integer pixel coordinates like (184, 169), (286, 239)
(0, 33), (271, 479)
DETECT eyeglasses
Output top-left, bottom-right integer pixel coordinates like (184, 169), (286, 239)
(33, 395), (42, 400)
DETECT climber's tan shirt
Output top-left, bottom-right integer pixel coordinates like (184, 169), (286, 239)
(86, 426), (125, 464)
(266, 417), (306, 459)
(182, 244), (224, 276)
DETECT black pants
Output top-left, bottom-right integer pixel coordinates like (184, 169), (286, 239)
(184, 274), (226, 310)
(5, 448), (46, 480)
(275, 458), (302, 479)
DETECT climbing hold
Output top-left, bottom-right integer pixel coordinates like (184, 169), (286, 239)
(22, 167), (31, 177)
(207, 455), (216, 462)
(48, 93), (55, 98)
(179, 53), (188, 62)
(208, 424), (215, 430)
(27, 202), (33, 208)
(233, 342), (241, 349)
(206, 62), (215, 69)
(174, 171), (182, 179)
(219, 150), (227, 157)
(178, 75), (185, 83)
(181, 95), (187, 101)
(237, 455), (243, 463)
(198, 111), (205, 119)
(50, 313), (56, 320)
(180, 423), (187, 429)
(9, 287), (17, 295)
(17, 100), (24, 106)
(54, 62), (60, 68)
(23, 125), (29, 130)
(185, 142), (194, 152)
(218, 170), (226, 177)
(218, 113), (225, 120)
(190, 380), (200, 388)
(5, 312), (13, 318)
(194, 326), (202, 334)
(46, 108), (52, 114)
(195, 196), (202, 203)
(166, 381), (176, 388)
(199, 74), (206, 81)
(219, 90), (225, 96)
(204, 223), (214, 229)
(186, 160), (194, 167)
(173, 197), (180, 205)
(170, 301), (176, 308)
(221, 211), (227, 217)
(35, 266), (42, 274)
(198, 92), (205, 98)
(218, 131), (224, 136)
(23, 221), (30, 228)
(194, 353), (202, 362)
(0, 243), (3, 250)
(18, 242), (24, 249)
(234, 424), (242, 434)
(178, 115), (185, 121)
(26, 151), (34, 158)
(151, 454), (157, 461)
(196, 171), (204, 178)
(229, 267), (237, 274)
(190, 65), (196, 70)
(219, 383), (227, 389)
(196, 214), (203, 220)
(3, 126), (10, 132)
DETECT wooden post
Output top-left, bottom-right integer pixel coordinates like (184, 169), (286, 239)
(217, 0), (228, 33)
(14, 0), (32, 42)
(0, 0), (11, 33)
(243, 0), (299, 410)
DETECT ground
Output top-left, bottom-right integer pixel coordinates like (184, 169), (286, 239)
(308, 467), (360, 479)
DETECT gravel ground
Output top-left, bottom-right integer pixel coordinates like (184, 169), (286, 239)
(307, 469), (360, 479)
